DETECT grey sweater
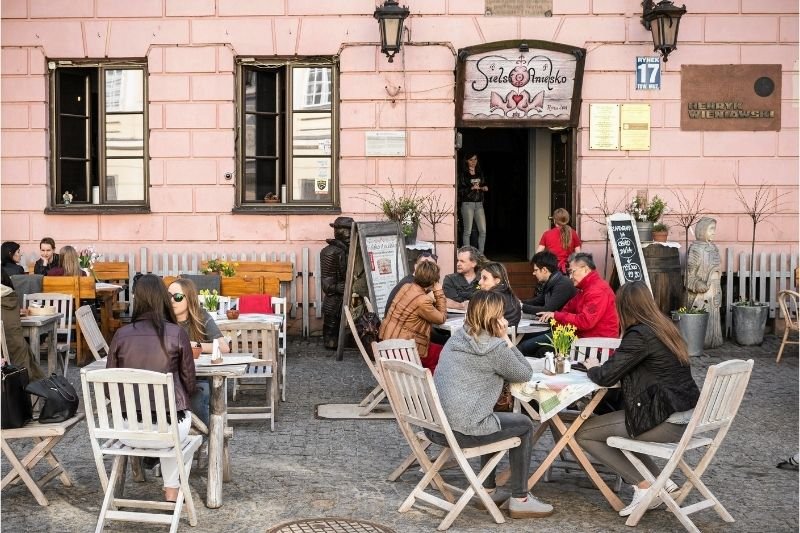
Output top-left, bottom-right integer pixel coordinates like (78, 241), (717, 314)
(434, 327), (533, 436)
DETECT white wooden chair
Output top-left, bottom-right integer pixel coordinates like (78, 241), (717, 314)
(776, 290), (799, 363)
(343, 302), (386, 416)
(75, 305), (109, 361)
(219, 321), (279, 431)
(569, 336), (620, 363)
(379, 358), (521, 531)
(22, 293), (73, 376)
(371, 339), (436, 482)
(271, 296), (288, 401)
(607, 359), (755, 532)
(81, 368), (201, 533)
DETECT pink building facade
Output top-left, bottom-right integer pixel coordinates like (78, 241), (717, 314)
(1, 0), (798, 277)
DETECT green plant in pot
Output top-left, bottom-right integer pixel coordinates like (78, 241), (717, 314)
(672, 304), (709, 357)
(652, 222), (669, 242)
(732, 178), (792, 345)
(628, 194), (667, 242)
(363, 178), (426, 244)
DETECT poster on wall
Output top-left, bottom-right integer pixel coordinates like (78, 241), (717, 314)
(620, 104), (651, 151)
(589, 103), (620, 150)
(456, 40), (586, 128)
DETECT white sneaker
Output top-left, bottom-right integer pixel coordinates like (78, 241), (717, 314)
(620, 480), (679, 517)
(508, 493), (554, 518)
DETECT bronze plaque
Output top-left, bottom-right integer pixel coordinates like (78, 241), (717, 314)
(681, 65), (781, 131)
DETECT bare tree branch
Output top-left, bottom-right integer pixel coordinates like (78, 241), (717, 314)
(666, 183), (706, 293)
(582, 170), (626, 278)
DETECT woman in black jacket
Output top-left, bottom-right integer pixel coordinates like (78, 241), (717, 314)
(478, 261), (521, 327)
(457, 151), (487, 253)
(577, 281), (700, 518)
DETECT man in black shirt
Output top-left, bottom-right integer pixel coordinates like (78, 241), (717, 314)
(442, 246), (482, 310)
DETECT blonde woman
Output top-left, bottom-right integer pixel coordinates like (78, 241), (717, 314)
(536, 208), (581, 273)
(429, 291), (553, 518)
(167, 278), (229, 355)
(47, 245), (85, 276)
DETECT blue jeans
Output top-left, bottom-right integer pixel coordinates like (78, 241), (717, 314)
(461, 202), (486, 253)
(190, 379), (210, 428)
(517, 332), (552, 357)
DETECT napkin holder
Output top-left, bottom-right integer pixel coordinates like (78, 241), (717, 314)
(210, 339), (223, 364)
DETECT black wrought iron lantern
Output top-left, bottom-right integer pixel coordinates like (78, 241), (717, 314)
(641, 0), (687, 62)
(374, 0), (410, 63)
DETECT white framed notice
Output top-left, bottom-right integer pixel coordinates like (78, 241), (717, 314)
(365, 131), (406, 157)
(589, 103), (620, 150)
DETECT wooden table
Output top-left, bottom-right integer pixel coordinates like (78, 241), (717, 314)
(435, 316), (549, 344)
(20, 313), (62, 375)
(510, 364), (625, 512)
(84, 354), (258, 509)
(95, 283), (123, 341)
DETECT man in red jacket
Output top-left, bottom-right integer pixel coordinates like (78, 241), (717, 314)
(537, 252), (619, 339)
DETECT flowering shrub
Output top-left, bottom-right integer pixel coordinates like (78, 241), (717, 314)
(628, 195), (667, 223)
(202, 259), (237, 277)
(78, 247), (102, 269)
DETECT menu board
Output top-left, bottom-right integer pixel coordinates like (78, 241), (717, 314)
(336, 221), (407, 361)
(607, 213), (651, 289)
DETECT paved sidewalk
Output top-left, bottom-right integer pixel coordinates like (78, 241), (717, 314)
(2, 336), (797, 533)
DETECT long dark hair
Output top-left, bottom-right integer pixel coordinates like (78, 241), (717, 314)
(1, 241), (20, 266)
(616, 281), (689, 364)
(131, 274), (177, 354)
(481, 261), (513, 291)
(461, 151), (483, 176)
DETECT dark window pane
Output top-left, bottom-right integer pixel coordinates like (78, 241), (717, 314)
(244, 68), (277, 113)
(59, 116), (88, 158)
(106, 114), (144, 157)
(60, 159), (89, 202)
(243, 158), (277, 202)
(58, 70), (89, 116)
(245, 113), (277, 157)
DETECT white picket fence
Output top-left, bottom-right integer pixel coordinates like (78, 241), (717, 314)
(724, 249), (799, 336)
(24, 247), (325, 337)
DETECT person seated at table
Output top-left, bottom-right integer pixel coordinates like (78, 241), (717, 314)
(478, 261), (521, 327)
(517, 251), (576, 357)
(428, 290), (553, 518)
(1, 241), (25, 277)
(168, 278), (228, 428)
(106, 274), (196, 503)
(577, 281), (700, 518)
(443, 245), (483, 310)
(1, 270), (45, 381)
(384, 251), (437, 316)
(537, 252), (618, 339)
(379, 260), (447, 372)
(45, 246), (85, 277)
(33, 237), (60, 275)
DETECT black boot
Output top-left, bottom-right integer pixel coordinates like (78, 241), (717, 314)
(324, 337), (338, 350)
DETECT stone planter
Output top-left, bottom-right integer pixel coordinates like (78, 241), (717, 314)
(732, 303), (769, 346)
(636, 221), (654, 242)
(672, 311), (709, 357)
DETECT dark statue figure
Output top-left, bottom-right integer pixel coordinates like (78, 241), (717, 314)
(320, 216), (354, 349)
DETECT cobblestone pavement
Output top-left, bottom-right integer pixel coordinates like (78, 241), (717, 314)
(2, 336), (797, 533)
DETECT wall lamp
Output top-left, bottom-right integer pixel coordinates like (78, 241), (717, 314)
(374, 0), (410, 63)
(641, 0), (686, 62)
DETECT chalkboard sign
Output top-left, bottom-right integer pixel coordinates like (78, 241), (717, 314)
(607, 213), (651, 290)
(335, 221), (407, 361)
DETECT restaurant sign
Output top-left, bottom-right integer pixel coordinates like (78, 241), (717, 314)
(456, 40), (586, 128)
(681, 65), (781, 131)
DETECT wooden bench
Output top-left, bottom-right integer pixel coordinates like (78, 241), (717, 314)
(201, 261), (291, 296)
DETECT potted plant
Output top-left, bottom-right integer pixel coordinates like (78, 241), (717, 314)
(672, 304), (709, 357)
(652, 222), (669, 242)
(628, 195), (667, 242)
(199, 289), (220, 312)
(264, 192), (280, 203)
(541, 320), (578, 374)
(732, 178), (792, 345)
(202, 258), (237, 277)
(363, 178), (426, 245)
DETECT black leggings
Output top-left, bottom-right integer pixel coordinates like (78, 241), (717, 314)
(426, 412), (534, 498)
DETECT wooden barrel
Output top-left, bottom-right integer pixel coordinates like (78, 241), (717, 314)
(644, 244), (683, 315)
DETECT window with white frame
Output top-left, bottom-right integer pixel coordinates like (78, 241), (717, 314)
(49, 61), (148, 208)
(237, 58), (337, 208)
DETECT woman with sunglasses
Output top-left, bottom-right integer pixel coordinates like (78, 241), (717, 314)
(106, 274), (196, 503)
(168, 278), (229, 355)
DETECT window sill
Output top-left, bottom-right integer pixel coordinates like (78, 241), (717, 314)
(45, 206), (151, 215)
(232, 205), (341, 215)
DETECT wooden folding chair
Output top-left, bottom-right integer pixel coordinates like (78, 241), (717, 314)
(22, 293), (74, 376)
(343, 303), (386, 416)
(219, 321), (279, 430)
(607, 359), (755, 532)
(776, 290), (799, 363)
(271, 297), (288, 401)
(81, 368), (202, 533)
(75, 305), (109, 361)
(379, 358), (521, 531)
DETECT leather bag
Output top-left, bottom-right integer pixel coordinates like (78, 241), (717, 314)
(25, 374), (79, 423)
(494, 382), (514, 412)
(1, 365), (32, 429)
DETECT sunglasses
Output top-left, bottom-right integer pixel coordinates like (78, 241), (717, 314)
(169, 292), (185, 302)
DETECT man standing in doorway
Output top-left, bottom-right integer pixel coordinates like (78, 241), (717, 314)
(537, 252), (618, 339)
(443, 246), (482, 310)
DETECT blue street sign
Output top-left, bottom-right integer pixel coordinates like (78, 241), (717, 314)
(635, 57), (661, 90)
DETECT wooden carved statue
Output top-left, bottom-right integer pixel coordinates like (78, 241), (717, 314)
(686, 217), (723, 348)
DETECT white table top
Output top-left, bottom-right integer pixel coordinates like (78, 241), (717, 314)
(435, 317), (548, 334)
(82, 354), (258, 377)
(213, 313), (284, 325)
(96, 282), (124, 290)
(20, 313), (63, 326)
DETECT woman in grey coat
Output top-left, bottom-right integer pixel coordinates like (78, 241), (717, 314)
(429, 290), (553, 519)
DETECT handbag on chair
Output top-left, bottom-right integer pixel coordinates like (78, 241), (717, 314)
(25, 374), (79, 423)
(1, 364), (32, 429)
